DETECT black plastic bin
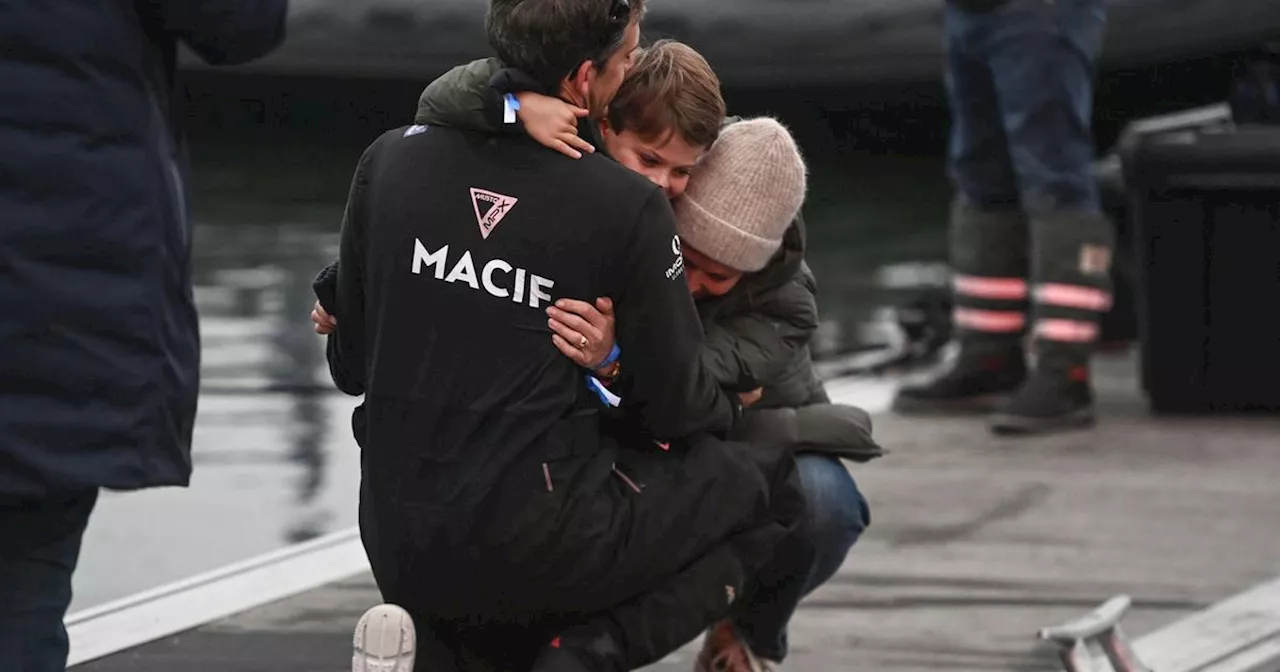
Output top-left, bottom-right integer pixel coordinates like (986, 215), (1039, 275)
(1120, 117), (1280, 413)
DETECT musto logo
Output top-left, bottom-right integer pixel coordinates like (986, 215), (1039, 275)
(469, 187), (518, 240)
(412, 239), (556, 309)
(665, 234), (685, 280)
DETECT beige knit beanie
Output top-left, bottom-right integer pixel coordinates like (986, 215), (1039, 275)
(673, 117), (808, 272)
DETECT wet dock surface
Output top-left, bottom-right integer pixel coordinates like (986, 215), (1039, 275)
(75, 350), (1280, 671)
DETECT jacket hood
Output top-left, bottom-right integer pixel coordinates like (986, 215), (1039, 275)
(752, 214), (807, 293)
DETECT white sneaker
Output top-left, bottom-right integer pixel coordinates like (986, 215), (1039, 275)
(353, 603), (417, 672)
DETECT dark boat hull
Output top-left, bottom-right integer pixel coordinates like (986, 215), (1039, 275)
(183, 0), (1280, 85)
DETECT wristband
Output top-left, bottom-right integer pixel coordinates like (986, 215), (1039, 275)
(503, 93), (521, 124)
(597, 343), (621, 369)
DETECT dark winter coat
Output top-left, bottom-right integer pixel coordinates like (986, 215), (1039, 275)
(0, 0), (289, 500)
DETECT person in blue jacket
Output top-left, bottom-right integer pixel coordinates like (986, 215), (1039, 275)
(0, 2), (288, 669)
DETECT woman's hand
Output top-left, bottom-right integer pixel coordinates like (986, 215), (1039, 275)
(738, 387), (764, 407)
(547, 297), (615, 370)
(312, 301), (337, 335)
(516, 92), (595, 159)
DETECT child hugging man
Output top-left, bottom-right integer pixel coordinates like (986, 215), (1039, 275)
(313, 40), (881, 672)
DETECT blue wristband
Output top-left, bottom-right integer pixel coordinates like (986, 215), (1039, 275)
(502, 93), (521, 124)
(598, 344), (621, 369)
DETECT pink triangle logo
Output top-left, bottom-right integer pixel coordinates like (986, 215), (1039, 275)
(469, 187), (518, 239)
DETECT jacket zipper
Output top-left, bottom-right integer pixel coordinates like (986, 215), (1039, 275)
(611, 464), (643, 494)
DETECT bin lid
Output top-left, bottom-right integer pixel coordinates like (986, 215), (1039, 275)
(1121, 124), (1280, 190)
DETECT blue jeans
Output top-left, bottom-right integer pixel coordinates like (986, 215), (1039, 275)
(0, 491), (98, 672)
(945, 0), (1106, 214)
(733, 455), (869, 661)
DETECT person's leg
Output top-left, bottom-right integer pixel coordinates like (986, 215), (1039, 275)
(526, 435), (806, 672)
(534, 518), (801, 672)
(984, 0), (1112, 434)
(721, 454), (869, 665)
(360, 423), (804, 672)
(0, 490), (99, 672)
(894, 3), (1031, 415)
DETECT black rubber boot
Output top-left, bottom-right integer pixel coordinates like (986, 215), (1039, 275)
(892, 344), (1027, 415)
(989, 365), (1095, 435)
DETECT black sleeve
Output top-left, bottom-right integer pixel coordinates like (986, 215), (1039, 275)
(313, 259), (339, 315)
(327, 142), (377, 397)
(610, 190), (739, 438)
(147, 0), (289, 65)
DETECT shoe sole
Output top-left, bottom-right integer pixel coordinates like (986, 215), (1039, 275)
(353, 604), (416, 672)
(989, 409), (1096, 436)
(892, 393), (1012, 416)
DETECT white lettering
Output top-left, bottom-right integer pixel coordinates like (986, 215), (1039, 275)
(529, 274), (555, 309)
(482, 259), (512, 298)
(412, 240), (448, 279)
(409, 240), (556, 311)
(444, 250), (480, 289)
(513, 268), (526, 304)
(665, 255), (685, 280)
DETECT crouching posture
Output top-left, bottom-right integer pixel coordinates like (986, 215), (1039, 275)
(544, 118), (879, 671)
(318, 40), (881, 669)
(324, 2), (806, 670)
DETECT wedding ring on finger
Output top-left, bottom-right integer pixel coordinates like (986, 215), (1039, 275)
(577, 335), (589, 350)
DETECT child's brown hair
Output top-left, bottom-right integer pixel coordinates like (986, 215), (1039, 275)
(606, 39), (725, 149)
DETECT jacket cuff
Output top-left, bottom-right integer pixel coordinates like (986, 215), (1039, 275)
(312, 260), (339, 315)
(484, 67), (547, 135)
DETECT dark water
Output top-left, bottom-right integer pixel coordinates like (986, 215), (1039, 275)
(70, 51), (1242, 610)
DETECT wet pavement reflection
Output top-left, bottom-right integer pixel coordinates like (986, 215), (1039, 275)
(71, 149), (365, 609)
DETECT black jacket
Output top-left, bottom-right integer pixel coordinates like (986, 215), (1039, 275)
(319, 62), (884, 465)
(408, 61), (883, 463)
(0, 0), (288, 500)
(329, 123), (739, 514)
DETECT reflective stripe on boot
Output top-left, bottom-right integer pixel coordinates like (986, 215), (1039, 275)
(987, 210), (1113, 434)
(948, 199), (1030, 349)
(1028, 209), (1115, 371)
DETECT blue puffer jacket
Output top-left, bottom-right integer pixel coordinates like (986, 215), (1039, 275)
(0, 0), (288, 501)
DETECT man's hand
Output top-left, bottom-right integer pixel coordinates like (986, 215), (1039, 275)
(516, 92), (595, 159)
(311, 301), (337, 335)
(738, 387), (764, 407)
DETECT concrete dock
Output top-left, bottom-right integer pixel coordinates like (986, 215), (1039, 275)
(73, 350), (1280, 671)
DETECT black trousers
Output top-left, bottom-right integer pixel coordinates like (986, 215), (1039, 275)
(360, 424), (804, 671)
(0, 491), (99, 672)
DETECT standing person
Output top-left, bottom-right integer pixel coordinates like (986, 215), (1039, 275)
(0, 2), (288, 670)
(892, 0), (1114, 435)
(329, 2), (803, 670)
